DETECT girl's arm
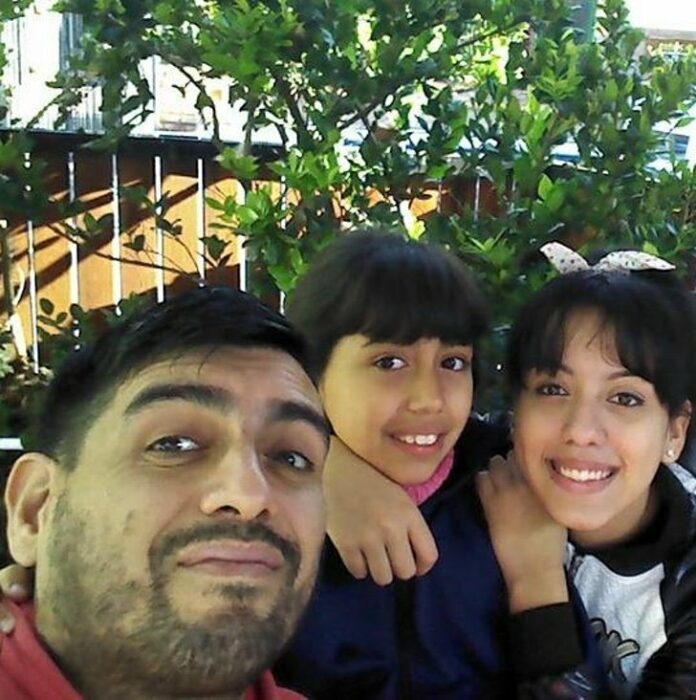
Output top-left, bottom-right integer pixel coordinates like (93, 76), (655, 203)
(477, 455), (605, 698)
(324, 436), (438, 585)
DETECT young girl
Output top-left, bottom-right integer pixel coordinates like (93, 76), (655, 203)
(478, 243), (696, 698)
(0, 233), (602, 698)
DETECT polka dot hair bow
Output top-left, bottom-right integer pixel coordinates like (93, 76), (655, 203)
(540, 241), (675, 274)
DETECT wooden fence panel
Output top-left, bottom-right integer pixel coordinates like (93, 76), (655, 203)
(204, 161), (243, 289)
(30, 149), (73, 362)
(118, 151), (160, 300)
(74, 149), (118, 312)
(159, 150), (202, 291)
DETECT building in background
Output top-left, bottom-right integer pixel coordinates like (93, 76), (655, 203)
(0, 0), (283, 145)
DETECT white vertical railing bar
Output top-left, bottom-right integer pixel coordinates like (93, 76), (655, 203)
(22, 151), (39, 370)
(154, 155), (165, 301)
(66, 151), (80, 306)
(26, 218), (39, 371)
(236, 180), (247, 292)
(474, 175), (481, 221)
(278, 175), (288, 312)
(196, 157), (206, 279)
(111, 153), (123, 304)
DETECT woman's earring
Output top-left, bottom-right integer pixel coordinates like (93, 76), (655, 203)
(665, 448), (676, 462)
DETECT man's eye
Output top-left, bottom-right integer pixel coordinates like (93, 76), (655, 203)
(147, 436), (200, 453)
(272, 451), (314, 472)
(535, 383), (567, 397)
(610, 392), (644, 408)
(374, 356), (406, 370)
(441, 356), (470, 371)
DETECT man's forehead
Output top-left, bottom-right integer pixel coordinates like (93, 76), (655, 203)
(119, 346), (321, 408)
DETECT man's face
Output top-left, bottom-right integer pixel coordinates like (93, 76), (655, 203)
(33, 346), (329, 696)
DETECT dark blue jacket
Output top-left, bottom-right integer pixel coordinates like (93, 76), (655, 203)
(275, 417), (600, 699)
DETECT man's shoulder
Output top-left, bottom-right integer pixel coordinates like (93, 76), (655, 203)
(0, 601), (81, 700)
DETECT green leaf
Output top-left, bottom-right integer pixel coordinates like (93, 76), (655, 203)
(203, 235), (227, 261)
(537, 174), (554, 201)
(39, 298), (54, 315)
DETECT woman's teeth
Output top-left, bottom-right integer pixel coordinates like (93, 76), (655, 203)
(556, 464), (612, 482)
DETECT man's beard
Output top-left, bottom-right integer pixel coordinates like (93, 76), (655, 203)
(39, 495), (316, 697)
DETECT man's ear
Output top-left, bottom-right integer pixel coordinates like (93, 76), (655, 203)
(5, 453), (59, 567)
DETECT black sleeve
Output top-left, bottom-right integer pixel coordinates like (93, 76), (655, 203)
(512, 603), (610, 699)
(632, 547), (696, 699)
(511, 603), (584, 679)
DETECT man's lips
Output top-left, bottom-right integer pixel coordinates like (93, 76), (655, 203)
(177, 541), (285, 576)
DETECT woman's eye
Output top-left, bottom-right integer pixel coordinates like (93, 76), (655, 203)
(272, 451), (314, 472)
(147, 435), (200, 453)
(441, 356), (470, 371)
(535, 383), (567, 397)
(610, 392), (644, 408)
(374, 356), (406, 370)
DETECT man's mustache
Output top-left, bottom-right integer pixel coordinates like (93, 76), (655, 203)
(149, 521), (301, 574)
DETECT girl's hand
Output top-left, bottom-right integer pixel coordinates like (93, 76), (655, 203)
(476, 454), (568, 613)
(0, 563), (33, 635)
(324, 437), (438, 585)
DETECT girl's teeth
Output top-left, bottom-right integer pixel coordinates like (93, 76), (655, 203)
(398, 434), (438, 446)
(558, 465), (612, 482)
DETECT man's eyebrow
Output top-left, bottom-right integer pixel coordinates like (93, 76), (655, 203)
(124, 383), (233, 416)
(269, 400), (332, 443)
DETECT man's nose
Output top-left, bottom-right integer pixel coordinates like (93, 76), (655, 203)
(199, 447), (272, 520)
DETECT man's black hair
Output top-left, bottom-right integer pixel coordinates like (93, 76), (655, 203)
(33, 285), (311, 468)
(285, 229), (490, 379)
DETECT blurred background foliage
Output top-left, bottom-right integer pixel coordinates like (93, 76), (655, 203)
(0, 0), (695, 429)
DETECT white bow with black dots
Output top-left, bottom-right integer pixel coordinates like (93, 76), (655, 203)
(540, 242), (675, 275)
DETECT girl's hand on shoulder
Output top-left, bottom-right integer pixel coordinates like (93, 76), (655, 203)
(324, 437), (438, 585)
(0, 563), (33, 636)
(476, 454), (568, 613)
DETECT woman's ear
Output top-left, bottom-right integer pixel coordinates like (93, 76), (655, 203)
(663, 401), (692, 463)
(4, 453), (58, 567)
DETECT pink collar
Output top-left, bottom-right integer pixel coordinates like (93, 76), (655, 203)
(403, 451), (455, 505)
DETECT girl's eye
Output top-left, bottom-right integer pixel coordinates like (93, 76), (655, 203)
(147, 435), (200, 453)
(374, 356), (406, 370)
(535, 383), (567, 397)
(441, 356), (470, 371)
(610, 392), (644, 408)
(271, 451), (314, 472)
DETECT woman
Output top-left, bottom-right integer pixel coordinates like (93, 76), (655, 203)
(478, 244), (696, 698)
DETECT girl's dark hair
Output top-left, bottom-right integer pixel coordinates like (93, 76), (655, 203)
(285, 229), (490, 379)
(507, 267), (696, 420)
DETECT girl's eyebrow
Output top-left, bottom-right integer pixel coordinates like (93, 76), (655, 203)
(554, 365), (639, 381)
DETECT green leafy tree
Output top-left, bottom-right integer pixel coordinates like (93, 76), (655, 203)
(0, 0), (695, 420)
